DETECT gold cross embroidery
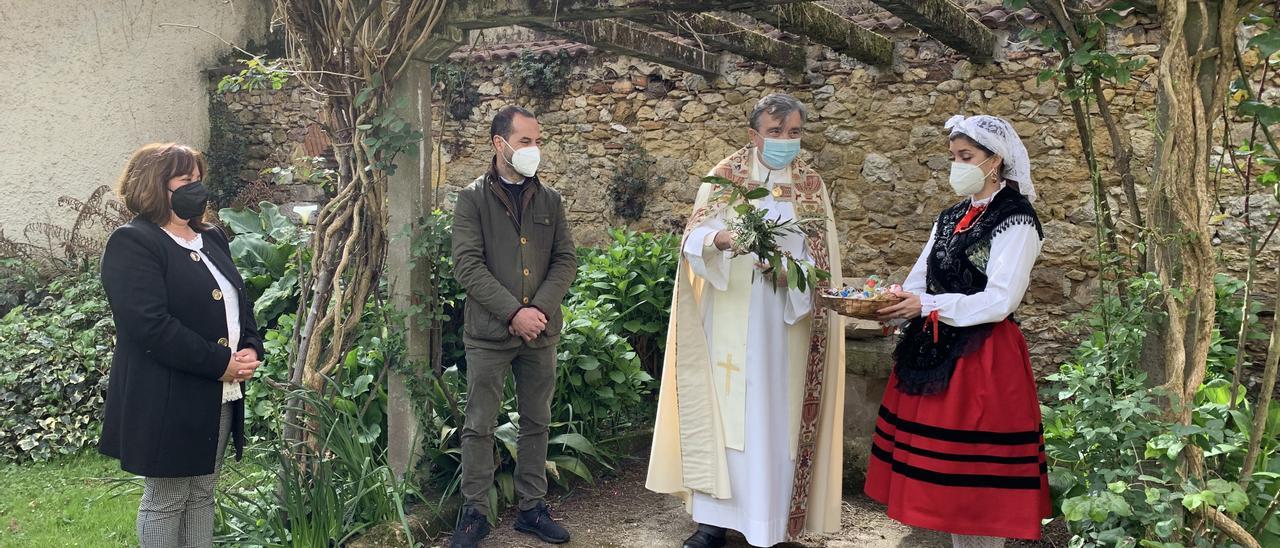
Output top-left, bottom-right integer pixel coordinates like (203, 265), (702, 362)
(716, 353), (741, 395)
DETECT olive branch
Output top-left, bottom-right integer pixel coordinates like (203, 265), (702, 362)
(703, 175), (831, 292)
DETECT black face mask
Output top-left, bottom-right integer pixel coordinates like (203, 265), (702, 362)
(169, 180), (209, 220)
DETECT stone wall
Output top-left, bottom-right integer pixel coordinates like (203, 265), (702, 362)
(431, 44), (1161, 369)
(207, 78), (328, 212)
(199, 16), (1278, 371)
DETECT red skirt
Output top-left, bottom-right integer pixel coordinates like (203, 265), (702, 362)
(864, 319), (1051, 540)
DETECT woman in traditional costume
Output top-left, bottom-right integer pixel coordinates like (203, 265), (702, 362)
(867, 114), (1051, 548)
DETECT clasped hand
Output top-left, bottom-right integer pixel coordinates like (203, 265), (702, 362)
(220, 349), (261, 382)
(509, 307), (547, 342)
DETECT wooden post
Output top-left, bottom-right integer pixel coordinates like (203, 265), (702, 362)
(386, 64), (433, 479)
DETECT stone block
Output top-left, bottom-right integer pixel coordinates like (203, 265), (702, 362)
(846, 334), (896, 379)
(842, 336), (895, 479)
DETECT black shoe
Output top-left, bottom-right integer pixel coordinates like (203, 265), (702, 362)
(449, 506), (492, 548)
(514, 501), (571, 544)
(682, 524), (727, 548)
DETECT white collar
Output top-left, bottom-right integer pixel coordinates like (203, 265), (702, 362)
(499, 175), (525, 186)
(970, 181), (1007, 207)
(161, 227), (203, 251)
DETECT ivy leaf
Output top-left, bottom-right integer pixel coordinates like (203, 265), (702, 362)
(355, 87), (374, 107)
(1098, 10), (1124, 25)
(1061, 496), (1089, 521)
(1182, 490), (1217, 510)
(1072, 46), (1095, 67)
(1238, 100), (1280, 126)
(1223, 488), (1249, 513)
(1249, 28), (1280, 59)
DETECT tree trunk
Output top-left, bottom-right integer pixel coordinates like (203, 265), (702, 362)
(1149, 2), (1262, 544)
(1148, 0), (1246, 410)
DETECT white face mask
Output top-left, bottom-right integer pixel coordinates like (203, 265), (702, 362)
(948, 155), (998, 197)
(500, 136), (540, 178)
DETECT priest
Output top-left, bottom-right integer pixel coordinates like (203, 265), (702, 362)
(646, 93), (846, 548)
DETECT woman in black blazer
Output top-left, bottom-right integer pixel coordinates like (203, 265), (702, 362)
(99, 143), (264, 548)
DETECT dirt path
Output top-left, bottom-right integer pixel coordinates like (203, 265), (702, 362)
(445, 458), (1067, 548)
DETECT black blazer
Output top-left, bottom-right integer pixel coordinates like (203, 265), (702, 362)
(98, 218), (264, 477)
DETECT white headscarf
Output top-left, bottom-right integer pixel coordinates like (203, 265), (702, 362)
(944, 114), (1036, 203)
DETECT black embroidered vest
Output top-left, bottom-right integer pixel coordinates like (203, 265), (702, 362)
(892, 189), (1043, 395)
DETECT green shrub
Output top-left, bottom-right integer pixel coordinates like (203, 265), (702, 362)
(608, 141), (667, 221)
(413, 223), (671, 518)
(431, 62), (482, 121)
(1045, 273), (1280, 547)
(206, 96), (249, 209)
(219, 202), (308, 329)
(217, 387), (417, 546)
(0, 266), (114, 461)
(242, 301), (397, 447)
(509, 50), (574, 100)
(572, 229), (680, 374)
(555, 297), (654, 438)
(1209, 273), (1271, 380)
(417, 363), (615, 521)
(0, 256), (42, 316)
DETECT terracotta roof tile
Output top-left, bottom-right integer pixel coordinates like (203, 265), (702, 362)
(447, 39), (596, 63)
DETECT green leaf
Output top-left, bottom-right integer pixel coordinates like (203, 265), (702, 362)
(254, 269), (298, 326)
(494, 422), (519, 457)
(1182, 490), (1217, 510)
(1206, 478), (1234, 494)
(549, 455), (594, 483)
(576, 356), (601, 371)
(1249, 28), (1280, 59)
(352, 373), (374, 395)
(219, 207), (264, 235)
(1061, 496), (1089, 521)
(1098, 10), (1124, 25)
(1072, 47), (1094, 66)
(497, 471), (515, 503)
(1238, 100), (1280, 126)
(1223, 486), (1248, 513)
(549, 432), (604, 459)
(743, 188), (769, 200)
(257, 202), (296, 241)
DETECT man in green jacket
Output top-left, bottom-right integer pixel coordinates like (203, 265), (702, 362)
(448, 106), (576, 548)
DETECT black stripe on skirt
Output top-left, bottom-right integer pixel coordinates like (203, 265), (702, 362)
(872, 406), (1045, 490)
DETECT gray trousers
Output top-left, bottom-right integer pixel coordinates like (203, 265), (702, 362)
(460, 343), (556, 514)
(137, 403), (231, 548)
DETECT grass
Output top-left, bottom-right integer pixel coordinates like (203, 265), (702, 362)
(0, 451), (271, 548)
(0, 452), (139, 547)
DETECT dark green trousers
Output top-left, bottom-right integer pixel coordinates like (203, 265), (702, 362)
(459, 343), (557, 514)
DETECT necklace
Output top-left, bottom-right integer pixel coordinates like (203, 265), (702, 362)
(161, 225), (199, 244)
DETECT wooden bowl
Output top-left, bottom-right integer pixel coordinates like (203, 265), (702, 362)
(817, 293), (904, 320)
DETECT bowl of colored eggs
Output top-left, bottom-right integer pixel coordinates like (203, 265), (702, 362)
(817, 276), (904, 320)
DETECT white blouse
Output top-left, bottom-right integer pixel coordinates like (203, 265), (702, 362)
(902, 188), (1042, 327)
(162, 228), (244, 403)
